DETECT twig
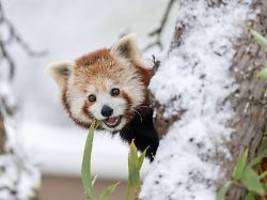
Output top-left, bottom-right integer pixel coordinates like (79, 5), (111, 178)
(143, 0), (176, 52)
(0, 37), (15, 80)
(0, 1), (47, 80)
(152, 55), (161, 72)
(2, 18), (47, 56)
(0, 186), (17, 196)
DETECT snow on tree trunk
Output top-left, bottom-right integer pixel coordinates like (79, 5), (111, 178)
(140, 0), (264, 200)
(0, 117), (6, 154)
(0, 81), (41, 200)
(0, 2), (41, 198)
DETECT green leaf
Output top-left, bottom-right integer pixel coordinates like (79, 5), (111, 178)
(137, 148), (147, 171)
(263, 184), (267, 192)
(92, 175), (98, 186)
(232, 149), (248, 180)
(260, 171), (267, 180)
(241, 166), (265, 195)
(126, 141), (146, 200)
(245, 192), (256, 200)
(81, 120), (98, 200)
(250, 29), (267, 53)
(258, 67), (267, 79)
(128, 142), (140, 187)
(258, 136), (267, 156)
(249, 148), (267, 167)
(250, 29), (267, 79)
(217, 181), (233, 200)
(99, 183), (119, 200)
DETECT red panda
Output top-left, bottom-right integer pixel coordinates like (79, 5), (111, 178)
(48, 35), (159, 161)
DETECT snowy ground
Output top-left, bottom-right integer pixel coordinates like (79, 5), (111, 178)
(3, 0), (176, 179)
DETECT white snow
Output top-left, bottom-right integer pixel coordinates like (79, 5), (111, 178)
(0, 0), (176, 199)
(141, 1), (253, 200)
(0, 82), (40, 200)
(1, 0), (256, 199)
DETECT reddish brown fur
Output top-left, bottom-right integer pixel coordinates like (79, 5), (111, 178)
(82, 101), (94, 120)
(62, 46), (154, 129)
(72, 49), (153, 105)
(62, 89), (90, 128)
(75, 49), (112, 67)
(49, 36), (159, 161)
(72, 52), (115, 94)
(134, 66), (154, 107)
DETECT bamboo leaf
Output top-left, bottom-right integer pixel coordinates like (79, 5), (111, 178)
(249, 148), (267, 167)
(245, 192), (256, 200)
(258, 136), (267, 156)
(250, 29), (267, 52)
(260, 171), (267, 180)
(217, 181), (233, 200)
(241, 166), (265, 195)
(263, 184), (267, 192)
(92, 175), (98, 186)
(258, 67), (267, 79)
(232, 149), (248, 181)
(137, 148), (147, 171)
(126, 141), (144, 200)
(99, 183), (119, 200)
(81, 120), (98, 200)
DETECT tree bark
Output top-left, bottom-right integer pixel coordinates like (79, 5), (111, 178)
(0, 2), (41, 199)
(225, 1), (267, 199)
(0, 117), (6, 154)
(148, 0), (267, 200)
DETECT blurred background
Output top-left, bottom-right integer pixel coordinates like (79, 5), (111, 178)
(0, 0), (176, 199)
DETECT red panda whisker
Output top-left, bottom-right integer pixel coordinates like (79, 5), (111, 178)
(129, 104), (151, 108)
(139, 105), (152, 108)
(132, 108), (143, 123)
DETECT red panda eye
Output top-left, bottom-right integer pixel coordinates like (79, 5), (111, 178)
(110, 88), (120, 96)
(88, 94), (96, 102)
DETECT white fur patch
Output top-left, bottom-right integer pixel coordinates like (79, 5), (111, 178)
(66, 77), (92, 124)
(111, 56), (145, 109)
(90, 93), (127, 120)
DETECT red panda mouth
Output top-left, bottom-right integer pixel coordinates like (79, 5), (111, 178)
(103, 116), (122, 128)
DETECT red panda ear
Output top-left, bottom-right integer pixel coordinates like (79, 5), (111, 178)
(110, 34), (143, 65)
(47, 61), (73, 91)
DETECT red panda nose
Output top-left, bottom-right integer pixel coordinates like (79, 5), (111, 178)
(101, 105), (113, 117)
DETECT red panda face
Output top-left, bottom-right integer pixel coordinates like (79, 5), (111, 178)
(49, 35), (153, 131)
(66, 50), (146, 131)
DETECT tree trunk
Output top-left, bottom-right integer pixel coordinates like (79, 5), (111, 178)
(140, 0), (267, 200)
(0, 2), (41, 199)
(0, 116), (6, 154)
(224, 1), (267, 199)
(0, 83), (41, 199)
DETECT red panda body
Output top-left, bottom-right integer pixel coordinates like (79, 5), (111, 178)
(49, 35), (159, 161)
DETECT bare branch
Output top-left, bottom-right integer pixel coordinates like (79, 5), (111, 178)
(152, 55), (161, 72)
(2, 18), (47, 56)
(0, 37), (15, 80)
(0, 0), (47, 80)
(143, 0), (176, 52)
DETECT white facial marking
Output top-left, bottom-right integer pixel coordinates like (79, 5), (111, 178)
(67, 56), (147, 131)
(90, 93), (126, 120)
(81, 79), (127, 131)
(67, 88), (90, 123)
(111, 56), (145, 108)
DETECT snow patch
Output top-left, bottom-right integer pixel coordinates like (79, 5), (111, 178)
(141, 0), (253, 199)
(0, 82), (40, 200)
